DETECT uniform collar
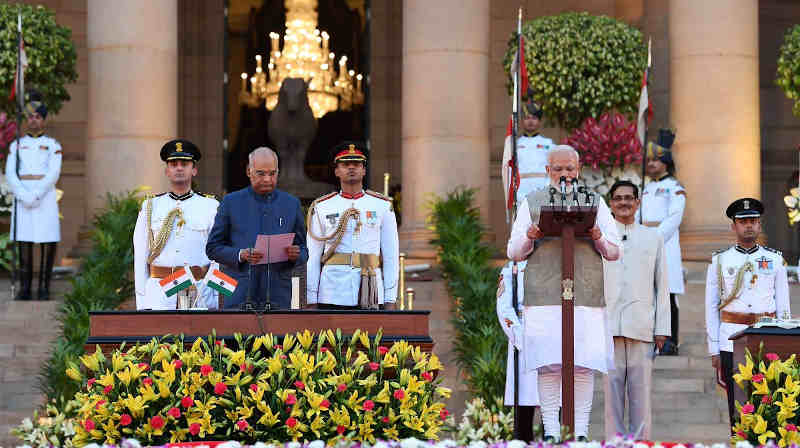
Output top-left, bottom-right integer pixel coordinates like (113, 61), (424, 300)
(26, 131), (44, 138)
(169, 191), (194, 201)
(521, 131), (539, 138)
(735, 244), (759, 255)
(657, 174), (672, 182)
(340, 190), (364, 200)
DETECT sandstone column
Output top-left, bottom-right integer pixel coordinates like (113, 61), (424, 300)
(87, 0), (177, 213)
(669, 0), (759, 260)
(401, 0), (490, 258)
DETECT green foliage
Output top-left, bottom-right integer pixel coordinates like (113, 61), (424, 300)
(777, 24), (800, 117)
(0, 4), (78, 115)
(38, 190), (143, 406)
(0, 232), (15, 271)
(427, 188), (505, 403)
(503, 12), (647, 130)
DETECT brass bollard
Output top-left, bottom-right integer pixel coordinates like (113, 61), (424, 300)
(383, 172), (390, 196)
(406, 287), (415, 310)
(399, 252), (406, 310)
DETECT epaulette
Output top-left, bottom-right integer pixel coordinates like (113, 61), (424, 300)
(196, 192), (216, 200)
(154, 192), (168, 197)
(763, 246), (783, 256)
(711, 247), (729, 257)
(309, 192), (337, 216)
(365, 190), (391, 201)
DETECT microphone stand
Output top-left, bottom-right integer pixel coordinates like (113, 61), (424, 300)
(241, 247), (256, 311)
(264, 238), (272, 311)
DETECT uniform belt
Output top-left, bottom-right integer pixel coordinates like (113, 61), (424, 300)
(325, 253), (381, 268)
(150, 265), (209, 280)
(19, 174), (44, 180)
(643, 221), (661, 227)
(519, 172), (547, 179)
(720, 311), (775, 325)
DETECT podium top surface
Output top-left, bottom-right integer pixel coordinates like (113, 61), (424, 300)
(90, 310), (431, 316)
(730, 326), (800, 340)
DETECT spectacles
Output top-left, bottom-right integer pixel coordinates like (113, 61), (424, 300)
(611, 195), (637, 202)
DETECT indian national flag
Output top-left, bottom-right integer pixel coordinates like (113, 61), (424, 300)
(207, 269), (237, 297)
(159, 268), (193, 297)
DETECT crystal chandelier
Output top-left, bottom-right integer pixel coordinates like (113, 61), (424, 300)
(238, 0), (364, 119)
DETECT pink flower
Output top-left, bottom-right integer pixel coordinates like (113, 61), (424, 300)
(214, 340), (222, 346)
(237, 420), (249, 431)
(369, 362), (380, 371)
(95, 400), (106, 409)
(103, 385), (113, 395)
(274, 344), (282, 350)
(285, 393), (297, 405)
(286, 417), (297, 428)
(294, 380), (305, 390)
(84, 419), (95, 431)
(742, 403), (755, 414)
(378, 346), (389, 355)
(752, 374), (765, 383)
(150, 415), (165, 430)
(737, 431), (748, 439)
(214, 382), (227, 395)
(280, 355), (287, 360)
(119, 414), (132, 426)
(382, 416), (390, 423)
(137, 362), (149, 371)
(320, 399), (330, 409)
(200, 364), (213, 376)
(363, 400), (375, 411)
(239, 363), (247, 372)
(421, 372), (433, 382)
(143, 377), (153, 386)
(321, 347), (328, 352)
(393, 389), (405, 400)
(787, 424), (798, 432)
(189, 423), (202, 435)
(337, 383), (347, 393)
(87, 378), (96, 388)
(762, 395), (772, 404)
(440, 409), (450, 420)
(766, 353), (780, 361)
(168, 407), (181, 418)
(172, 360), (183, 369)
(337, 424), (346, 434)
(181, 396), (194, 408)
(250, 384), (259, 392)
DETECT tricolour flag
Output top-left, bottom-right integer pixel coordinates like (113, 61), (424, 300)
(636, 68), (652, 147)
(159, 268), (193, 297)
(206, 269), (237, 297)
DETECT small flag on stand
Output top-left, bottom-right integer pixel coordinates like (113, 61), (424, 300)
(159, 268), (193, 297)
(206, 269), (237, 297)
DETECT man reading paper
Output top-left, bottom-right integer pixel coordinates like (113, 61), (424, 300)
(206, 147), (308, 309)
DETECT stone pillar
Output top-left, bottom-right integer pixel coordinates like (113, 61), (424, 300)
(401, 0), (490, 258)
(669, 0), (759, 260)
(87, 0), (177, 213)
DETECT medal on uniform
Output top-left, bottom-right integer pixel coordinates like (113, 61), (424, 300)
(728, 267), (735, 275)
(366, 210), (377, 226)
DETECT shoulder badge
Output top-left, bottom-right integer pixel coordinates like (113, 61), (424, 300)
(308, 192), (337, 217)
(763, 246), (783, 256)
(365, 190), (391, 201)
(711, 247), (729, 258)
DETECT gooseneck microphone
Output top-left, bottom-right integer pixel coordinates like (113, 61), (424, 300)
(559, 176), (567, 202)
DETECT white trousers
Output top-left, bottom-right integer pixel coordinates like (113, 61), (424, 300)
(603, 337), (653, 440)
(537, 365), (594, 439)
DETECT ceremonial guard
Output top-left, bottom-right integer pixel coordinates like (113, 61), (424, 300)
(640, 128), (685, 355)
(502, 96), (555, 209)
(705, 198), (790, 426)
(6, 99), (62, 301)
(306, 143), (399, 309)
(133, 140), (220, 310)
(496, 261), (539, 442)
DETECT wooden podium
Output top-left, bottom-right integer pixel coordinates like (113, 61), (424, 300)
(86, 310), (433, 354)
(730, 326), (800, 405)
(538, 204), (597, 435)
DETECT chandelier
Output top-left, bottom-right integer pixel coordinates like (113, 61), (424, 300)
(238, 0), (364, 119)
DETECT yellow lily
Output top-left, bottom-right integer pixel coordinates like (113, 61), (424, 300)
(733, 355), (755, 388)
(779, 426), (800, 447)
(403, 416), (425, 432)
(358, 330), (371, 350)
(427, 353), (443, 371)
(66, 366), (82, 382)
(436, 386), (452, 399)
(297, 329), (314, 350)
(752, 378), (771, 396)
(80, 350), (102, 372)
(97, 369), (115, 388)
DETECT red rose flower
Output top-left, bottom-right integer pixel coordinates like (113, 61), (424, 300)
(321, 347), (328, 352)
(214, 340), (222, 346)
(286, 417), (297, 428)
(766, 353), (780, 361)
(168, 407), (181, 418)
(762, 395), (772, 404)
(200, 364), (213, 376)
(382, 416), (390, 424)
(84, 419), (95, 431)
(752, 373), (765, 383)
(294, 380), (305, 390)
(363, 400), (375, 411)
(103, 385), (113, 395)
(440, 409), (450, 420)
(788, 424), (798, 432)
(281, 355), (287, 360)
(181, 396), (194, 408)
(137, 363), (149, 371)
(337, 424), (346, 434)
(378, 346), (389, 355)
(274, 344), (282, 350)
(737, 431), (747, 439)
(119, 414), (132, 426)
(143, 377), (153, 386)
(239, 363), (247, 372)
(250, 384), (259, 392)
(189, 422), (202, 436)
(369, 362), (380, 371)
(87, 378), (96, 388)
(320, 399), (330, 409)
(237, 420), (249, 431)
(150, 415), (165, 430)
(393, 389), (405, 400)
(421, 372), (433, 382)
(742, 403), (755, 414)
(337, 383), (347, 393)
(172, 360), (183, 369)
(214, 382), (227, 395)
(285, 393), (297, 405)
(95, 400), (106, 410)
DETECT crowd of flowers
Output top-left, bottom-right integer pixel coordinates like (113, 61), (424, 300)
(58, 330), (451, 447)
(564, 112), (643, 171)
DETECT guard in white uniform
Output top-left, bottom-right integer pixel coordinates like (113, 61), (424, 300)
(133, 140), (220, 310)
(705, 198), (790, 426)
(306, 143), (399, 309)
(639, 128), (685, 355)
(502, 98), (555, 210)
(6, 100), (62, 300)
(496, 261), (539, 442)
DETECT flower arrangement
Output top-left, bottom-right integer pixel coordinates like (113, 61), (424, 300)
(565, 112), (643, 171)
(730, 349), (800, 447)
(581, 165), (643, 198)
(784, 187), (800, 226)
(445, 397), (515, 445)
(777, 24), (800, 118)
(11, 399), (78, 448)
(64, 330), (451, 447)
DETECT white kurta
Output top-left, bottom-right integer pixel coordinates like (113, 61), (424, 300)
(133, 192), (220, 310)
(306, 191), (399, 306)
(705, 245), (790, 354)
(507, 191), (620, 373)
(501, 134), (555, 207)
(639, 176), (685, 294)
(6, 134), (62, 243)
(496, 261), (539, 406)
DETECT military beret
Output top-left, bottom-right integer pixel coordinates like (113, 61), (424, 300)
(726, 197), (763, 220)
(333, 141), (367, 164)
(522, 99), (543, 119)
(160, 139), (201, 162)
(24, 101), (47, 119)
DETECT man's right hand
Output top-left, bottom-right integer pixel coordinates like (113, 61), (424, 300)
(239, 248), (264, 264)
(711, 354), (720, 370)
(526, 224), (543, 241)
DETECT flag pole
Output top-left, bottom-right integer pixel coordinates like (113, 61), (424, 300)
(510, 6), (523, 441)
(11, 11), (23, 299)
(639, 37), (652, 224)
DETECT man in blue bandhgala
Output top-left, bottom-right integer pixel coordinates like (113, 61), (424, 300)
(206, 147), (308, 309)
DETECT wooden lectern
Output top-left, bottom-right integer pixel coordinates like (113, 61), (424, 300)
(86, 310), (433, 355)
(730, 326), (800, 405)
(537, 204), (597, 435)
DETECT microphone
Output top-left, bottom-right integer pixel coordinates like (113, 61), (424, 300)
(559, 176), (567, 202)
(571, 178), (579, 204)
(548, 187), (557, 205)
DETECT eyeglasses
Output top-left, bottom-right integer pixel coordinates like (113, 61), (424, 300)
(611, 195), (637, 202)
